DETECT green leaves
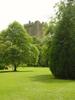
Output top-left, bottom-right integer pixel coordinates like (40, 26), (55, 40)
(49, 0), (75, 79)
(0, 21), (39, 71)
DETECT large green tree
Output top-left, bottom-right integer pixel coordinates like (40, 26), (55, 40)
(49, 0), (75, 79)
(1, 21), (39, 71)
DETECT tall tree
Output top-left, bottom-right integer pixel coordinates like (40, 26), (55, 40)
(49, 0), (75, 79)
(1, 21), (38, 71)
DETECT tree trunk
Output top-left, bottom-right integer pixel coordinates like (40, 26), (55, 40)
(13, 65), (17, 72)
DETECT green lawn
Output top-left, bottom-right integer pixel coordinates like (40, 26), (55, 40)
(0, 67), (75, 100)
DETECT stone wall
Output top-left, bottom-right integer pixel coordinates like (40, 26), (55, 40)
(24, 21), (45, 36)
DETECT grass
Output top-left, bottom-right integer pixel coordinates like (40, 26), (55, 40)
(0, 67), (75, 100)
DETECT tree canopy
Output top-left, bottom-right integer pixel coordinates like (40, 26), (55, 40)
(48, 0), (75, 79)
(0, 21), (39, 71)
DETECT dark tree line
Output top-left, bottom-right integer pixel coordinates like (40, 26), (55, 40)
(48, 0), (75, 79)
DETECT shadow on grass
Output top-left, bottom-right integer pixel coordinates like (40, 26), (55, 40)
(31, 74), (75, 83)
(0, 70), (33, 73)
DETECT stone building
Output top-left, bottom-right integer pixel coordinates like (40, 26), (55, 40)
(24, 20), (45, 36)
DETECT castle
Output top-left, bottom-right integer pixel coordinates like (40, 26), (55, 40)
(24, 20), (45, 36)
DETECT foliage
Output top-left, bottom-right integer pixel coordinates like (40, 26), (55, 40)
(0, 21), (39, 71)
(38, 45), (48, 67)
(0, 35), (9, 69)
(46, 20), (56, 35)
(49, 0), (75, 79)
(26, 44), (39, 66)
(37, 34), (52, 67)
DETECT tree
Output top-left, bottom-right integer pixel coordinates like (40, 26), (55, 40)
(38, 45), (48, 67)
(4, 45), (23, 71)
(0, 35), (10, 69)
(27, 44), (39, 66)
(0, 43), (6, 69)
(1, 21), (38, 71)
(49, 0), (75, 79)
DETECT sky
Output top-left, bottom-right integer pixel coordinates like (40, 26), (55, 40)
(0, 0), (60, 30)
